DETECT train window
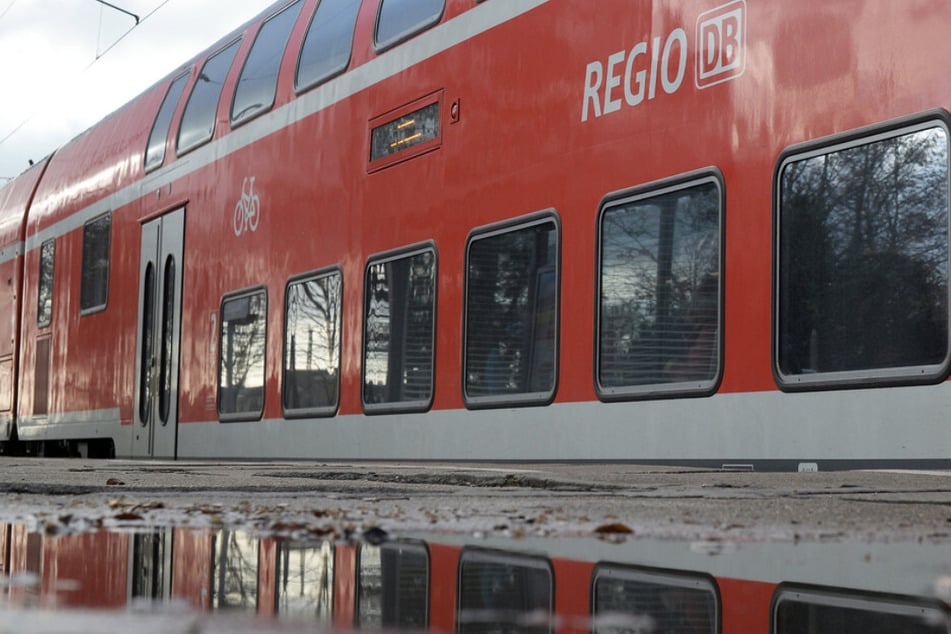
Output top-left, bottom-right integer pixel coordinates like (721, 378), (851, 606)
(37, 239), (54, 328)
(592, 564), (719, 634)
(776, 119), (950, 387)
(457, 548), (552, 634)
(283, 268), (342, 417)
(375, 0), (445, 51)
(231, 1), (304, 126)
(772, 585), (950, 634)
(362, 244), (437, 412)
(357, 541), (429, 629)
(218, 288), (267, 421)
(177, 39), (241, 155)
(295, 0), (361, 92)
(210, 529), (259, 611)
(596, 172), (722, 399)
(464, 213), (559, 408)
(80, 212), (111, 314)
(276, 540), (334, 621)
(144, 72), (189, 172)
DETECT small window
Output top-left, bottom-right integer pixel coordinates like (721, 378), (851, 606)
(597, 173), (722, 398)
(592, 564), (719, 634)
(776, 120), (950, 387)
(144, 72), (189, 171)
(178, 40), (241, 154)
(80, 212), (111, 313)
(232, 1), (304, 125)
(772, 586), (950, 634)
(457, 549), (552, 634)
(283, 268), (342, 417)
(218, 288), (267, 421)
(375, 0), (445, 50)
(464, 214), (559, 407)
(295, 0), (361, 92)
(276, 540), (334, 621)
(37, 239), (54, 327)
(363, 245), (437, 412)
(357, 541), (429, 629)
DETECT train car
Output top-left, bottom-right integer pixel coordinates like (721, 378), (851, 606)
(5, 0), (951, 466)
(1, 522), (948, 633)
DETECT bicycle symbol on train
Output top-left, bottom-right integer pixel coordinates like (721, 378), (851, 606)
(233, 176), (261, 236)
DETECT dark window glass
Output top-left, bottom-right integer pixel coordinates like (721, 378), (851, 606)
(363, 248), (436, 410)
(145, 73), (189, 171)
(592, 565), (718, 634)
(777, 125), (950, 383)
(276, 541), (334, 621)
(232, 1), (304, 125)
(296, 0), (361, 91)
(370, 101), (440, 163)
(130, 530), (171, 602)
(774, 588), (949, 634)
(218, 289), (267, 420)
(37, 239), (54, 327)
(80, 213), (111, 312)
(283, 270), (342, 415)
(357, 542), (429, 629)
(139, 262), (155, 425)
(158, 255), (175, 424)
(178, 40), (241, 154)
(375, 0), (444, 49)
(210, 530), (258, 611)
(598, 178), (721, 395)
(457, 550), (552, 634)
(464, 218), (558, 404)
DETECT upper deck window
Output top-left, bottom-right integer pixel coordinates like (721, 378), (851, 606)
(597, 173), (722, 399)
(776, 119), (950, 388)
(375, 0), (444, 50)
(177, 40), (241, 154)
(144, 73), (189, 171)
(231, 1), (304, 126)
(295, 0), (361, 92)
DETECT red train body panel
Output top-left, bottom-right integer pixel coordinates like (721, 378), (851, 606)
(0, 0), (950, 466)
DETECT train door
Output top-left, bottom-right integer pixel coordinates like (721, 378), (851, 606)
(133, 208), (184, 458)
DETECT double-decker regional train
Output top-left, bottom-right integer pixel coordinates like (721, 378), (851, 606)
(1, 0), (950, 466)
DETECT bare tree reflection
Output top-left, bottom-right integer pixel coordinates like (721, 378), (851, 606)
(284, 273), (342, 411)
(778, 127), (949, 374)
(219, 291), (267, 416)
(211, 530), (259, 611)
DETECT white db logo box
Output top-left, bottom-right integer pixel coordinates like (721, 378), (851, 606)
(696, 0), (746, 89)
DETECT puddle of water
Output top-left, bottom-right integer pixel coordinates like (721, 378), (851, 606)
(0, 521), (949, 633)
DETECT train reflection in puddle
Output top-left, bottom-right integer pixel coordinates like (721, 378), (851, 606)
(0, 523), (949, 633)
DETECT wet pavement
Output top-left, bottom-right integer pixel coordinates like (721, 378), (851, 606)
(0, 459), (949, 633)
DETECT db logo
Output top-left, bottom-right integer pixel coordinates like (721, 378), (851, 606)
(696, 0), (746, 89)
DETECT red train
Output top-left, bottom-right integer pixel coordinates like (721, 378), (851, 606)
(1, 522), (948, 633)
(1, 0), (951, 466)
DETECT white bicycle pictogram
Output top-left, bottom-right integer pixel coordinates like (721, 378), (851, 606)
(233, 176), (261, 236)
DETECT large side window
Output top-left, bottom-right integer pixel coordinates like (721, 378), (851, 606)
(772, 586), (949, 634)
(295, 0), (361, 92)
(362, 245), (437, 412)
(37, 239), (54, 327)
(457, 549), (552, 634)
(80, 212), (112, 313)
(776, 120), (950, 387)
(375, 0), (444, 50)
(597, 173), (722, 398)
(144, 72), (189, 171)
(283, 268), (342, 417)
(592, 564), (719, 634)
(464, 214), (559, 407)
(232, 1), (304, 126)
(178, 40), (241, 154)
(218, 288), (267, 421)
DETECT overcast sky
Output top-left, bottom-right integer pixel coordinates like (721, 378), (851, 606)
(0, 0), (271, 181)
